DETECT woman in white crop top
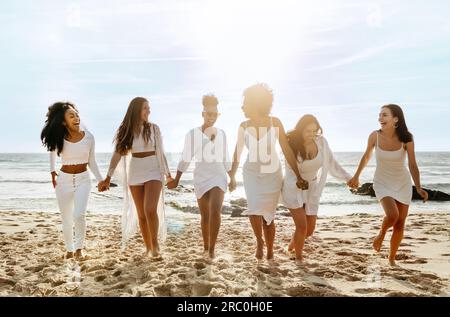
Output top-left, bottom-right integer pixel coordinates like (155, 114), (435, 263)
(100, 97), (172, 258)
(41, 102), (104, 260)
(348, 104), (428, 266)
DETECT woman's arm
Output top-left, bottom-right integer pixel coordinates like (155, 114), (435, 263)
(228, 123), (246, 191)
(347, 131), (376, 188)
(50, 150), (58, 188)
(273, 117), (308, 189)
(88, 135), (104, 182)
(323, 137), (352, 182)
(406, 141), (428, 202)
(169, 131), (195, 189)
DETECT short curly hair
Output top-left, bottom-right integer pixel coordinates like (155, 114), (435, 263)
(202, 94), (219, 107)
(242, 83), (273, 117)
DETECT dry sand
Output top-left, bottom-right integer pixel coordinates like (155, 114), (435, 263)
(0, 209), (449, 297)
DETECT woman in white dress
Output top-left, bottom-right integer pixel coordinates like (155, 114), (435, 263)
(100, 97), (172, 258)
(167, 94), (231, 259)
(348, 104), (428, 266)
(41, 102), (104, 259)
(282, 115), (352, 262)
(228, 83), (307, 261)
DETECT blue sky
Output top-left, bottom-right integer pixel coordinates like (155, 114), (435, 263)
(0, 0), (449, 153)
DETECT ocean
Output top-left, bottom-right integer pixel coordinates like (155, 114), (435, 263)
(0, 152), (449, 216)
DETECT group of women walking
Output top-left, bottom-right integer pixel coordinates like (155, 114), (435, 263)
(40, 83), (428, 266)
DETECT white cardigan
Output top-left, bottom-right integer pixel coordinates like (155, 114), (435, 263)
(283, 136), (351, 212)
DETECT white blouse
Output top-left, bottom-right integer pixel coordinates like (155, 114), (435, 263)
(50, 130), (103, 182)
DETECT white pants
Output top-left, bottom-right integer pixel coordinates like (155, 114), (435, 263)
(55, 171), (91, 252)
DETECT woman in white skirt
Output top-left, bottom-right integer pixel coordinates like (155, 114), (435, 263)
(229, 83), (307, 261)
(348, 104), (428, 266)
(100, 97), (172, 258)
(282, 115), (352, 263)
(41, 102), (104, 260)
(167, 94), (231, 259)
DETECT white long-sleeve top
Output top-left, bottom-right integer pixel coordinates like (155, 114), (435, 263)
(177, 127), (231, 198)
(50, 130), (103, 182)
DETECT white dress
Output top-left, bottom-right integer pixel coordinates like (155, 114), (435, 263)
(373, 132), (412, 205)
(242, 118), (283, 225)
(177, 127), (231, 199)
(282, 136), (351, 215)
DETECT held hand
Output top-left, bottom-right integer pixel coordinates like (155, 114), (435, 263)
(98, 181), (106, 192)
(228, 177), (237, 192)
(296, 178), (309, 190)
(166, 177), (178, 190)
(417, 187), (429, 203)
(51, 172), (58, 188)
(347, 176), (359, 189)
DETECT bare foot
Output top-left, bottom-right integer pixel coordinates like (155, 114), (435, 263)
(65, 251), (74, 259)
(288, 240), (294, 253)
(389, 257), (397, 267)
(208, 250), (216, 260)
(74, 249), (85, 259)
(256, 241), (264, 260)
(373, 234), (384, 252)
(266, 249), (274, 261)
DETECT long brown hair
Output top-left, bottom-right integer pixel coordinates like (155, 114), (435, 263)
(287, 114), (323, 161)
(381, 104), (413, 143)
(114, 97), (151, 154)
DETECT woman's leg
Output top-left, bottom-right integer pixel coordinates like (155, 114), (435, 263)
(389, 201), (409, 265)
(55, 184), (75, 257)
(289, 208), (307, 261)
(73, 180), (91, 257)
(197, 191), (210, 252)
(207, 187), (224, 258)
(262, 219), (275, 260)
(130, 185), (152, 253)
(249, 215), (264, 260)
(374, 197), (399, 252)
(306, 215), (317, 238)
(143, 180), (163, 256)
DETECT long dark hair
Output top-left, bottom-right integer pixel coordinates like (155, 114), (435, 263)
(40, 102), (77, 155)
(382, 104), (413, 143)
(287, 114), (323, 161)
(114, 97), (151, 155)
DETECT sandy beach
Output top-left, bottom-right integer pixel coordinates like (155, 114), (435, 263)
(0, 208), (449, 297)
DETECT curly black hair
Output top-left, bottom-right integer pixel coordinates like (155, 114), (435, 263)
(40, 102), (77, 155)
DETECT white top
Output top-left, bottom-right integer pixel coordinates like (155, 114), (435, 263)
(283, 136), (351, 211)
(298, 142), (323, 181)
(177, 127), (231, 173)
(50, 130), (103, 182)
(131, 128), (156, 153)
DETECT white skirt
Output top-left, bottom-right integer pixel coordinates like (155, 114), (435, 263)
(128, 155), (162, 186)
(282, 174), (320, 215)
(242, 164), (283, 225)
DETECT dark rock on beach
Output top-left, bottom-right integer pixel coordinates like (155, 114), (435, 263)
(350, 183), (450, 201)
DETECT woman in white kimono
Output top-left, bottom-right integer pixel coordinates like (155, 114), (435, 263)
(99, 97), (172, 258)
(228, 83), (308, 261)
(282, 114), (352, 263)
(167, 95), (231, 259)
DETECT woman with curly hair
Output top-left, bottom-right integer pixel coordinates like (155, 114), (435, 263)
(228, 83), (308, 261)
(40, 102), (103, 260)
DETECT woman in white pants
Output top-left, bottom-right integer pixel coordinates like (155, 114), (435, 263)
(40, 102), (103, 259)
(282, 114), (351, 263)
(167, 94), (231, 259)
